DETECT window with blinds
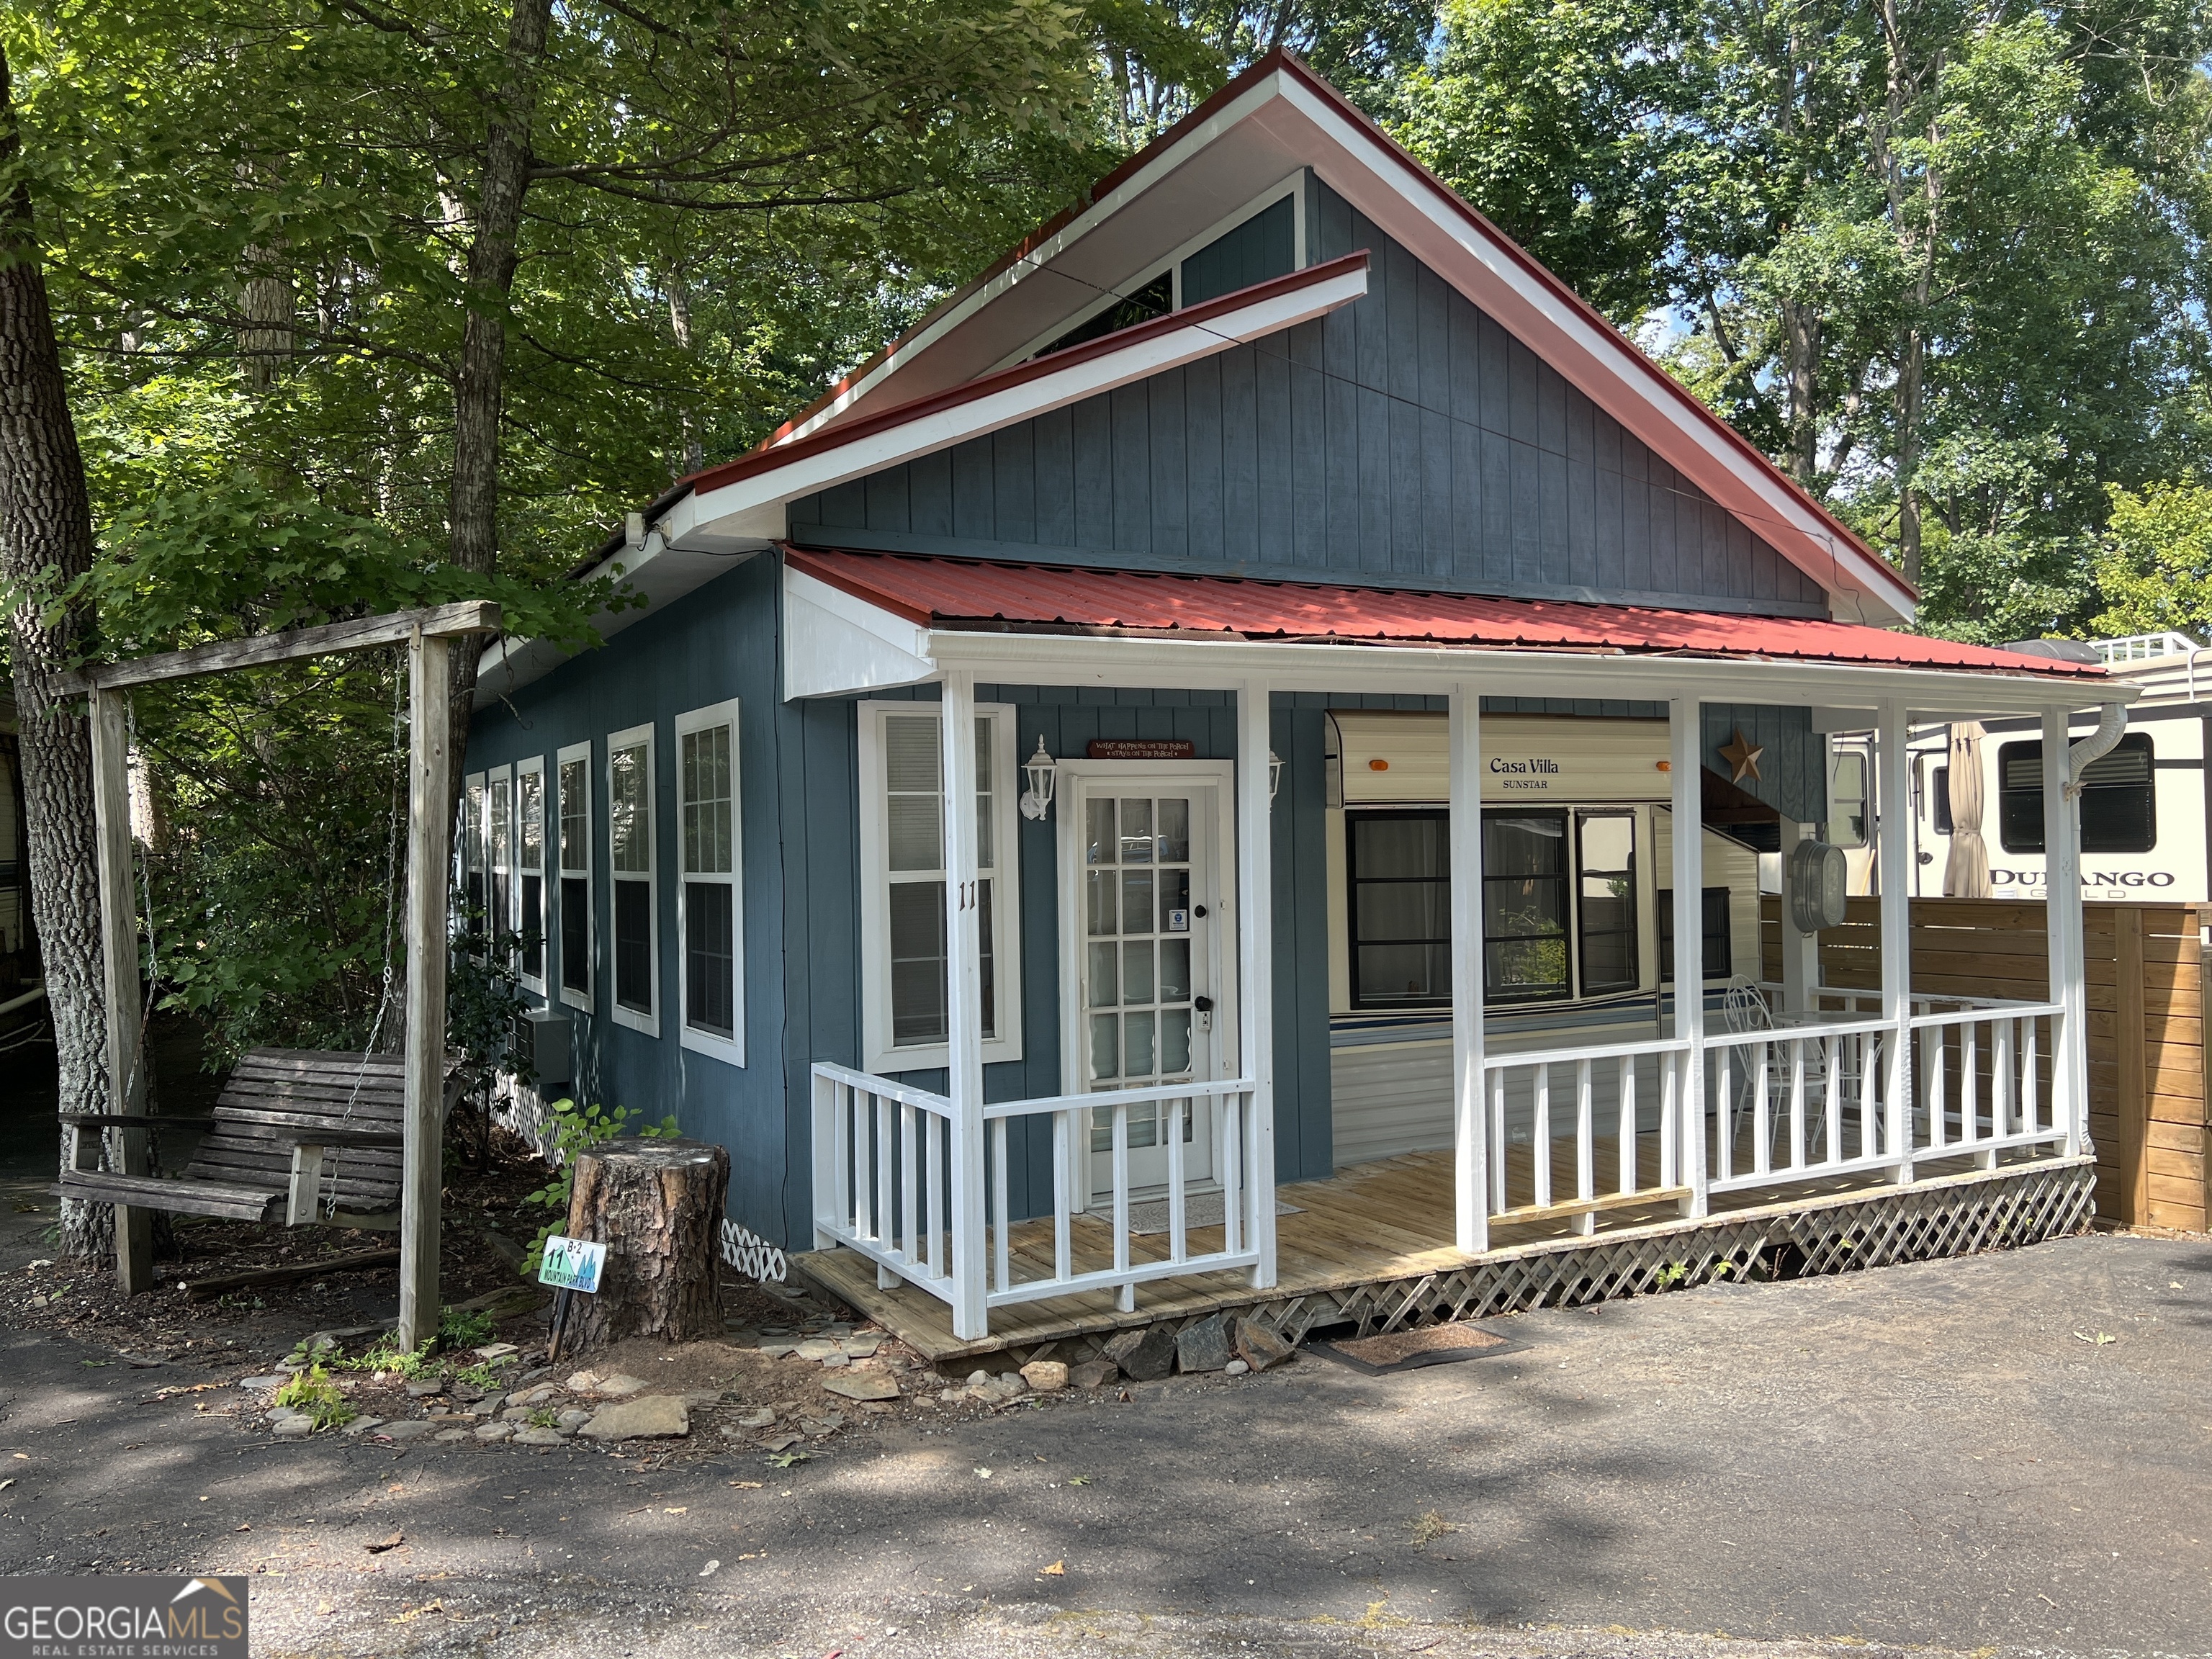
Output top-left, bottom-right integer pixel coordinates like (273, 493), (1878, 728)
(608, 725), (657, 1032)
(557, 742), (592, 1007)
(677, 701), (742, 1062)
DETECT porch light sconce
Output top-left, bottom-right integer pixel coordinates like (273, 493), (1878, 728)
(1269, 750), (1285, 804)
(1020, 736), (1057, 822)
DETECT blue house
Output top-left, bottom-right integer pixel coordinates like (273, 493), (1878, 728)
(466, 54), (2119, 1359)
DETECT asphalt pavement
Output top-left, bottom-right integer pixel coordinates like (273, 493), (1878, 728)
(1, 1210), (2207, 1659)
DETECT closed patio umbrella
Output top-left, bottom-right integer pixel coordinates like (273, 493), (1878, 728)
(1943, 721), (1990, 897)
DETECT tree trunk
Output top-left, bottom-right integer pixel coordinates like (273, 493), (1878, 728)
(562, 1138), (728, 1349)
(444, 0), (554, 806)
(0, 40), (112, 1260)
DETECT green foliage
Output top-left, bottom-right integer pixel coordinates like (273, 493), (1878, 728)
(520, 1098), (682, 1272)
(273, 1364), (356, 1430)
(439, 1307), (498, 1350)
(2089, 480), (2212, 643)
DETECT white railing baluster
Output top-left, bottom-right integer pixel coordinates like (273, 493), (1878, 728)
(1824, 1035), (1843, 1167)
(1533, 1064), (1553, 1210)
(1575, 1058), (1595, 1236)
(1962, 1020), (1980, 1156)
(1223, 1092), (1244, 1258)
(876, 1094), (894, 1252)
(1052, 1109), (1071, 1283)
(834, 1082), (853, 1235)
(1660, 1051), (1678, 1188)
(1617, 1053), (1637, 1196)
(853, 1089), (874, 1244)
(1716, 1047), (1734, 1184)
(899, 1102), (917, 1262)
(1928, 1022), (1948, 1154)
(2022, 1018), (2041, 1137)
(927, 1110), (945, 1277)
(991, 1116), (1010, 1296)
(1111, 1104), (1131, 1310)
(1995, 1017), (2017, 1150)
(1166, 1095), (1187, 1265)
(1788, 1037), (1807, 1172)
(1753, 1041), (1772, 1177)
(1858, 1033), (1879, 1159)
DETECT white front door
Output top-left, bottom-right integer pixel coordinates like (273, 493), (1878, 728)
(1058, 765), (1236, 1202)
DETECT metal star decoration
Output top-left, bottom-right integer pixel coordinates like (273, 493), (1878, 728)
(1719, 727), (1764, 783)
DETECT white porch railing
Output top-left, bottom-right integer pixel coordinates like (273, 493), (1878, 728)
(1474, 989), (2071, 1233)
(810, 1062), (1264, 1335)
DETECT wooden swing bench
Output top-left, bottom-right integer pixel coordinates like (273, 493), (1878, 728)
(58, 1048), (467, 1229)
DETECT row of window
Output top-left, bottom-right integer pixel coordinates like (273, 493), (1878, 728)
(1831, 734), (2159, 855)
(462, 701), (743, 1065)
(1344, 807), (1731, 1010)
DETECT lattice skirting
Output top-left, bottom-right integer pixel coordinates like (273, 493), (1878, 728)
(986, 1159), (2097, 1369)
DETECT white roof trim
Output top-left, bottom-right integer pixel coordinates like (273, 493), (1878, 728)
(782, 567), (933, 699)
(770, 68), (1296, 451)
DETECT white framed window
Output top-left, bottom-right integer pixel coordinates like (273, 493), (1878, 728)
(516, 755), (547, 996)
(487, 763), (513, 966)
(675, 700), (743, 1066)
(607, 723), (658, 1035)
(557, 740), (593, 1012)
(858, 700), (1022, 1074)
(462, 770), (487, 954)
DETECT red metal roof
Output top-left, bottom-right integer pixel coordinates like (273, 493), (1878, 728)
(786, 549), (2105, 679)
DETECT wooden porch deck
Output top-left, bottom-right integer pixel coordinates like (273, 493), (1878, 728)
(793, 1141), (2078, 1363)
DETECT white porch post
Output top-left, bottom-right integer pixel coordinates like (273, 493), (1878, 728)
(941, 673), (989, 1340)
(1876, 698), (1915, 1182)
(2042, 706), (2089, 1158)
(1669, 698), (1707, 1215)
(1447, 683), (1488, 1253)
(1236, 680), (1278, 1289)
(1778, 819), (1820, 1014)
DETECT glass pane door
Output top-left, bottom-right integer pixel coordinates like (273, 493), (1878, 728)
(1075, 782), (1220, 1197)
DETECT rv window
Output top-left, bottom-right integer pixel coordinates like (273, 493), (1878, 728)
(1997, 733), (2154, 854)
(1827, 751), (1868, 848)
(1346, 811), (1452, 1008)
(1656, 888), (1732, 981)
(1930, 765), (1952, 835)
(1483, 812), (1571, 1004)
(1576, 812), (1637, 996)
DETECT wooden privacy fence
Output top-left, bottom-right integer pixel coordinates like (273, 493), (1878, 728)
(1766, 896), (2209, 1232)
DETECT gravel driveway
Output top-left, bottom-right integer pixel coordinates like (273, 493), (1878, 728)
(1, 1205), (2205, 1659)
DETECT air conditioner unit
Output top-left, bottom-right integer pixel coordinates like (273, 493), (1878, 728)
(515, 1006), (571, 1088)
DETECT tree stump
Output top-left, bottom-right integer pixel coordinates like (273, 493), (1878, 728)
(562, 1138), (727, 1349)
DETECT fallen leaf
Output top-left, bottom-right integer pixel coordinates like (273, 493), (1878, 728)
(2072, 1331), (2118, 1346)
(390, 1601), (444, 1624)
(0, 1480), (14, 1493)
(698, 1560), (720, 1578)
(726, 1480), (763, 1490)
(365, 1533), (405, 1555)
(234, 1524), (252, 1534)
(975, 1467), (993, 1479)
(1038, 1560), (1066, 1577)
(769, 1452), (809, 1468)
(662, 1506), (688, 1514)
(1065, 1475), (1090, 1486)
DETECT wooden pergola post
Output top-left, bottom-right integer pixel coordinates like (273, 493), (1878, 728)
(397, 630), (451, 1352)
(58, 601), (500, 1320)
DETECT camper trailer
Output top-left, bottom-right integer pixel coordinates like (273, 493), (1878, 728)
(1834, 631), (2208, 902)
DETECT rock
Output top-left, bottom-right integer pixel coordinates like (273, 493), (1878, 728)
(764, 1433), (804, 1453)
(793, 1339), (841, 1362)
(1020, 1360), (1069, 1392)
(1235, 1319), (1297, 1373)
(1103, 1324), (1177, 1382)
(565, 1370), (603, 1392)
(474, 1421), (514, 1441)
(502, 1406), (534, 1423)
(240, 1375), (287, 1391)
(986, 1372), (1028, 1401)
(1175, 1314), (1235, 1374)
(819, 1354), (851, 1369)
(1070, 1360), (1118, 1390)
(842, 1334), (883, 1358)
(271, 1416), (314, 1437)
(555, 1408), (593, 1431)
(822, 1370), (899, 1403)
(405, 1379), (446, 1398)
(965, 1370), (992, 1388)
(473, 1343), (520, 1361)
(343, 1417), (386, 1436)
(755, 1342), (797, 1359)
(518, 1386), (558, 1406)
(511, 1426), (565, 1446)
(1224, 1359), (1250, 1376)
(594, 1374), (649, 1398)
(433, 1428), (472, 1442)
(734, 1407), (777, 1429)
(475, 1394), (505, 1417)
(580, 1395), (690, 1441)
(378, 1420), (437, 1441)
(682, 1391), (723, 1408)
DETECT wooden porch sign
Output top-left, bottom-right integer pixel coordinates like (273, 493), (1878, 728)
(1087, 738), (1196, 760)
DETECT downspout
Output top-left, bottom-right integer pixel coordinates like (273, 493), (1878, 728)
(2064, 703), (2128, 799)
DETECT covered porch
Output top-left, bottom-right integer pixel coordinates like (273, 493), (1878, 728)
(787, 550), (2121, 1347)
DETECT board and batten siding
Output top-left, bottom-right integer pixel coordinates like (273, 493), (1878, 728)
(786, 179), (1827, 618)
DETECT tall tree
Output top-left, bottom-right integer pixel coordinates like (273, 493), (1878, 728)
(0, 35), (109, 1257)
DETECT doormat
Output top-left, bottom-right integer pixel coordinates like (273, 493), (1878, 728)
(1125, 1194), (1301, 1236)
(1309, 1321), (1524, 1375)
